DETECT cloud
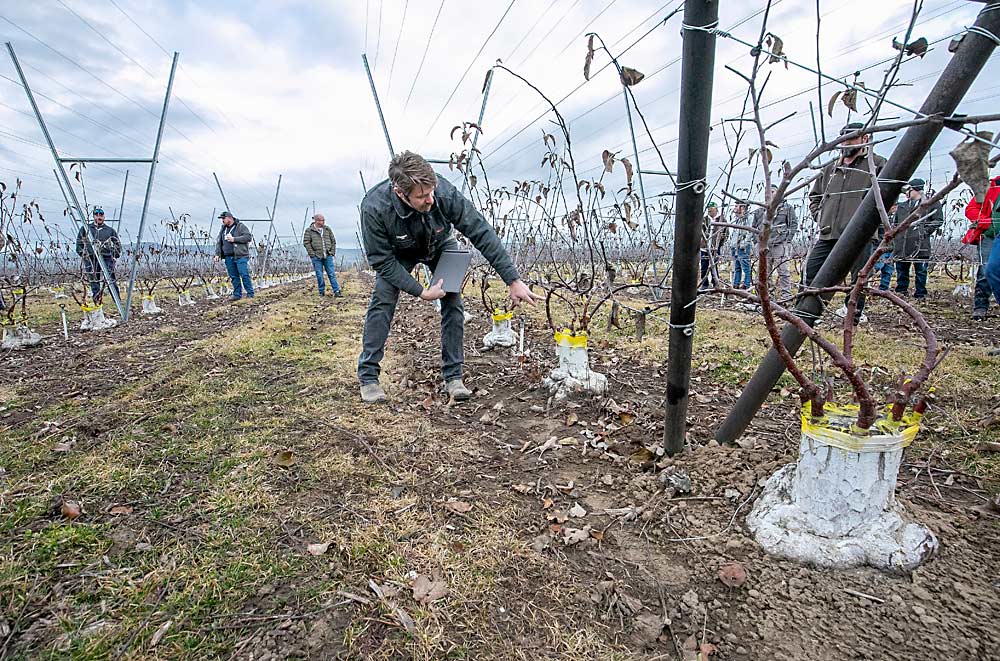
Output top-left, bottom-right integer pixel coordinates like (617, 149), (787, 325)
(0, 0), (996, 256)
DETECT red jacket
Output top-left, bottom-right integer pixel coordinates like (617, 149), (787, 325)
(963, 176), (1000, 245)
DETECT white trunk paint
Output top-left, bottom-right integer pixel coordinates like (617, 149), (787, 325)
(748, 425), (937, 573)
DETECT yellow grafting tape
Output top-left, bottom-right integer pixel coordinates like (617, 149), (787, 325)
(13, 288), (24, 296)
(492, 309), (513, 323)
(800, 403), (921, 453)
(81, 304), (102, 313)
(142, 295), (154, 301)
(554, 328), (588, 349)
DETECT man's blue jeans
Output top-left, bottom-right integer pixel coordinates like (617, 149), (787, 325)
(731, 247), (752, 288)
(981, 235), (1000, 310)
(875, 251), (893, 290)
(224, 256), (255, 299)
(895, 261), (928, 298)
(83, 255), (118, 302)
(311, 255), (341, 295)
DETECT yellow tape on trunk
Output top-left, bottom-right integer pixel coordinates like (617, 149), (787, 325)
(492, 309), (513, 323)
(800, 403), (921, 453)
(81, 304), (102, 312)
(554, 328), (588, 348)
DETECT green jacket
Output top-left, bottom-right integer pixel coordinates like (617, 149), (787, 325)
(303, 223), (336, 259)
(891, 196), (943, 260)
(809, 152), (887, 240)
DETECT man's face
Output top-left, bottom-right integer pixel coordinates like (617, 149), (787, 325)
(93, 213), (105, 225)
(222, 216), (234, 227)
(707, 206), (718, 218)
(313, 215), (325, 227)
(398, 183), (435, 213)
(908, 188), (922, 200)
(735, 204), (747, 216)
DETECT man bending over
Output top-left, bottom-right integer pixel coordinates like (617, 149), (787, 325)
(357, 151), (539, 404)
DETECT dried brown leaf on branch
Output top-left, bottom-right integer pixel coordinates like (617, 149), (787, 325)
(842, 85), (863, 112)
(619, 66), (645, 86)
(621, 157), (634, 187)
(584, 34), (595, 80)
(602, 149), (616, 173)
(827, 90), (843, 117)
(450, 125), (462, 141)
(765, 33), (788, 68)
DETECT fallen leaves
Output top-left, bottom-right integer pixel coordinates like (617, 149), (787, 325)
(412, 574), (449, 605)
(273, 450), (296, 467)
(56, 497), (82, 520)
(444, 499), (473, 515)
(718, 561), (748, 588)
(306, 541), (331, 556)
(109, 504), (133, 516)
(569, 502), (587, 518)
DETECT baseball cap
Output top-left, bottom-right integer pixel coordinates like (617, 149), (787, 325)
(218, 211), (234, 219)
(93, 207), (105, 215)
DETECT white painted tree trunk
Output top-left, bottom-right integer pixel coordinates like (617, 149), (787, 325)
(178, 290), (195, 306)
(204, 283), (220, 300)
(1, 323), (42, 349)
(542, 331), (607, 399)
(80, 305), (117, 331)
(747, 406), (937, 572)
(141, 295), (163, 315)
(483, 315), (516, 348)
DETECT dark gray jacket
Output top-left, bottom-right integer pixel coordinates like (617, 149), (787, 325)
(809, 152), (887, 240)
(303, 224), (336, 259)
(215, 220), (253, 258)
(76, 222), (122, 259)
(752, 202), (798, 247)
(360, 177), (519, 297)
(891, 196), (943, 260)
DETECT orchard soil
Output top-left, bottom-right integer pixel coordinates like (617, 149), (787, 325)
(1, 272), (998, 660)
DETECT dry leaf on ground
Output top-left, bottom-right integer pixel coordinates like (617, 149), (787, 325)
(307, 542), (330, 556)
(273, 450), (296, 467)
(718, 562), (748, 588)
(412, 574), (449, 605)
(445, 499), (473, 514)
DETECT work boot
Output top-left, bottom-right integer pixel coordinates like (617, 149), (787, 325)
(334, 291), (343, 298)
(360, 382), (388, 404)
(445, 379), (473, 402)
(972, 309), (987, 322)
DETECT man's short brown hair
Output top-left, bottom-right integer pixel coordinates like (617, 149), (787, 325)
(388, 151), (437, 195)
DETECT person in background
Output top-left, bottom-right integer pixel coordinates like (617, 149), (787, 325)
(75, 207), (121, 304)
(700, 201), (727, 289)
(752, 184), (799, 299)
(213, 211), (255, 301)
(806, 122), (887, 325)
(875, 198), (901, 291)
(358, 151), (539, 404)
(729, 201), (753, 289)
(963, 175), (1000, 321)
(891, 178), (943, 300)
(303, 213), (342, 297)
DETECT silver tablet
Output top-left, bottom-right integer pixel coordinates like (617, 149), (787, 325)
(431, 250), (472, 293)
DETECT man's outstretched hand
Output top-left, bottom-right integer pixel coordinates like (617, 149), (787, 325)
(420, 279), (447, 301)
(508, 279), (542, 307)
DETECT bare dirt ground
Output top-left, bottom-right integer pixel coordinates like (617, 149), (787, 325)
(1, 273), (999, 660)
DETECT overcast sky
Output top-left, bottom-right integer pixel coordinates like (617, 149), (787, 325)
(0, 0), (996, 249)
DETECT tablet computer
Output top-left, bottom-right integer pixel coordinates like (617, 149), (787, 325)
(431, 250), (472, 293)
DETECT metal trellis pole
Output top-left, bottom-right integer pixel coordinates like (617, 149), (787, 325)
(125, 51), (179, 321)
(363, 52), (395, 157)
(662, 0), (720, 456)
